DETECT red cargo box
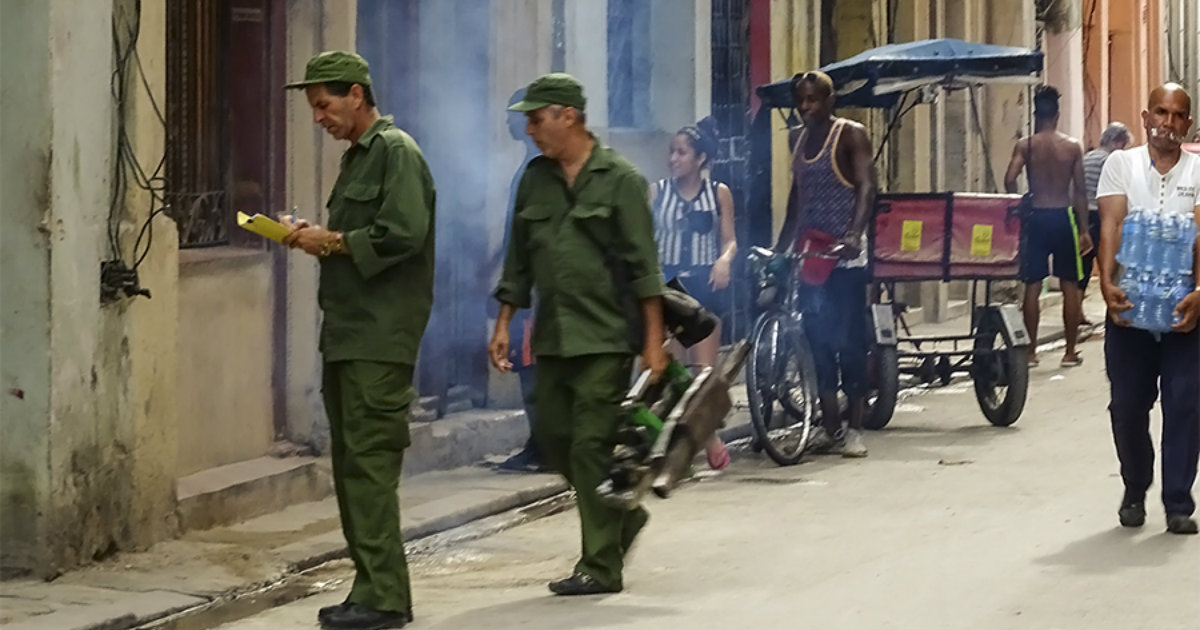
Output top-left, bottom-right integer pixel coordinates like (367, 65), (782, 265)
(872, 192), (1023, 282)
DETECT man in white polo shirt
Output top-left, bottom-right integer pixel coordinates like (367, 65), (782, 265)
(1096, 83), (1200, 535)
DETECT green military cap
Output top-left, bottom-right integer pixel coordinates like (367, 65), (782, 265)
(285, 51), (371, 89)
(508, 73), (586, 112)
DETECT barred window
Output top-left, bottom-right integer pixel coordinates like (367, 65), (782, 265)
(165, 0), (281, 248)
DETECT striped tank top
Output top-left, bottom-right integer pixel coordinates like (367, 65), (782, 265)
(653, 177), (721, 267)
(793, 118), (866, 268)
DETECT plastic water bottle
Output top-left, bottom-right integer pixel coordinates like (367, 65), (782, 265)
(1119, 265), (1141, 321)
(1118, 210), (1145, 267)
(1132, 270), (1155, 329)
(1169, 275), (1194, 328)
(1143, 213), (1163, 270)
(1154, 215), (1177, 272)
(1149, 273), (1176, 331)
(1174, 216), (1198, 274)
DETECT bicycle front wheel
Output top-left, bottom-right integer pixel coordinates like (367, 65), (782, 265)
(745, 312), (817, 465)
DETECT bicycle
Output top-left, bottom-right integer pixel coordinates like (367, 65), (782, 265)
(743, 245), (839, 465)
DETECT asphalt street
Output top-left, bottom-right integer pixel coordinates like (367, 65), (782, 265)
(219, 330), (1200, 630)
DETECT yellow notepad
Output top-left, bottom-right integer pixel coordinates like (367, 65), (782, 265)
(237, 212), (291, 242)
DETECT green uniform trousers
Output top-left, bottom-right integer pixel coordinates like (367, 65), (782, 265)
(322, 361), (415, 614)
(533, 354), (650, 590)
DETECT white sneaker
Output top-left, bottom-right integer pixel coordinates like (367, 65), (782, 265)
(841, 428), (868, 458)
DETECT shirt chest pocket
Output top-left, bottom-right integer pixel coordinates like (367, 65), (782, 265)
(568, 203), (615, 250)
(1165, 187), (1197, 217)
(519, 204), (557, 250)
(329, 182), (382, 230)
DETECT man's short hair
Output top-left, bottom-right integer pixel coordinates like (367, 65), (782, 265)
(546, 104), (586, 125)
(324, 81), (377, 108)
(792, 71), (835, 99)
(1034, 85), (1061, 119)
(1100, 122), (1131, 147)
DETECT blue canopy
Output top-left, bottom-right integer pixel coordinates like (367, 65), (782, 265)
(757, 38), (1044, 109)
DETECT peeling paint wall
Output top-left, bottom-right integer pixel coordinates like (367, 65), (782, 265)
(1, 0), (178, 577)
(0, 0), (54, 577)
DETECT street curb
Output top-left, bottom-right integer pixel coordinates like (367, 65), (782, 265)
(134, 420), (756, 630)
(286, 478), (571, 577)
(124, 478), (571, 630)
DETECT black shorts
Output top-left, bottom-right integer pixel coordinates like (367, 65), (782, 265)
(663, 265), (728, 319)
(1020, 208), (1083, 284)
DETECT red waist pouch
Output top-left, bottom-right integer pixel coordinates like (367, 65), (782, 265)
(796, 229), (840, 286)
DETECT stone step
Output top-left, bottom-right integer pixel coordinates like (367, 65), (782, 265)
(175, 456), (331, 533)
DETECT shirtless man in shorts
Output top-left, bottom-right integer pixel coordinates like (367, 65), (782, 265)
(1004, 85), (1094, 367)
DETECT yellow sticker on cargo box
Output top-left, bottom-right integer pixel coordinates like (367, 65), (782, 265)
(900, 220), (923, 251)
(971, 224), (993, 256)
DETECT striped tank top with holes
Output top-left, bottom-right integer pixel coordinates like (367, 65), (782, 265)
(653, 177), (721, 268)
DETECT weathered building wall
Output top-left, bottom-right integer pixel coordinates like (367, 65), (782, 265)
(0, 0), (360, 578)
(0, 0), (55, 577)
(1, 0), (179, 577)
(176, 252), (274, 476)
(281, 0), (358, 449)
(1082, 0), (1179, 147)
(767, 0), (822, 239)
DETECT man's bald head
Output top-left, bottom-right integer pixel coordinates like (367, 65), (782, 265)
(1143, 82), (1194, 151)
(1148, 82), (1192, 112)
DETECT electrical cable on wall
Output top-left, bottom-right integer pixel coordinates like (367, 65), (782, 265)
(103, 0), (168, 303)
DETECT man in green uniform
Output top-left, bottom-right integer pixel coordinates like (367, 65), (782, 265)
(488, 73), (667, 596)
(283, 51), (435, 630)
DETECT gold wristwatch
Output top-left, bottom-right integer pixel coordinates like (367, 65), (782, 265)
(319, 232), (346, 258)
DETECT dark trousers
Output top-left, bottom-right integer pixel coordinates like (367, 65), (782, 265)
(802, 267), (869, 397)
(1104, 322), (1200, 515)
(517, 368), (540, 457)
(533, 354), (649, 589)
(322, 361), (415, 613)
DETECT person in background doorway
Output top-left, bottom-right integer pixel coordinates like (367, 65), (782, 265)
(282, 51), (436, 630)
(492, 88), (548, 473)
(1079, 122), (1132, 324)
(1003, 85), (1093, 368)
(651, 118), (736, 470)
(1096, 83), (1200, 535)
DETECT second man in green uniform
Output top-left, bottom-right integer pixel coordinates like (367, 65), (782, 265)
(489, 73), (667, 595)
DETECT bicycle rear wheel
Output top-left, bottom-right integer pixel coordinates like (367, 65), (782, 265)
(745, 312), (817, 465)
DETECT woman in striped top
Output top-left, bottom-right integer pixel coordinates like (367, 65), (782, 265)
(651, 118), (738, 470)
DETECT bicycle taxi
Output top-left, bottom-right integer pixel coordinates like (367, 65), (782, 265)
(745, 39), (1045, 463)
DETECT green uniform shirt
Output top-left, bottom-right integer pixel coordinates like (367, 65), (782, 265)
(319, 116), (436, 364)
(495, 138), (664, 358)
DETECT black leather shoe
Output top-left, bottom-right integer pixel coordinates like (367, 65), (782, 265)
(318, 601), (351, 622)
(1118, 501), (1145, 527)
(548, 572), (621, 596)
(1166, 514), (1199, 535)
(320, 603), (412, 630)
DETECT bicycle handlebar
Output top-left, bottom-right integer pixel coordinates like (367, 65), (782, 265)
(748, 244), (848, 262)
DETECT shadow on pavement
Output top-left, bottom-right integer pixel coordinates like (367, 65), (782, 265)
(428, 595), (678, 630)
(1034, 527), (1189, 573)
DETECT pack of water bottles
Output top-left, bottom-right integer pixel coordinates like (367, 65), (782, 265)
(1116, 209), (1198, 332)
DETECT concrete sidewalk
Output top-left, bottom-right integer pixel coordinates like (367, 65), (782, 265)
(0, 290), (1105, 630)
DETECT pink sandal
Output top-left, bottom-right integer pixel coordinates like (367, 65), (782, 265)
(706, 440), (731, 471)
